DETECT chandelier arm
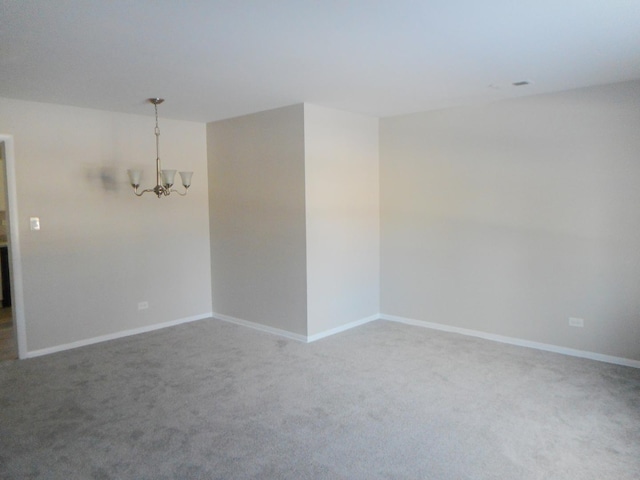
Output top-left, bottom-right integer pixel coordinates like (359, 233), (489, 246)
(133, 187), (160, 197)
(169, 187), (189, 196)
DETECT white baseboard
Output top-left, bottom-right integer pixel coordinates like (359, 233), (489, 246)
(380, 313), (640, 369)
(212, 312), (308, 342)
(212, 312), (379, 343)
(307, 314), (379, 343)
(25, 313), (213, 359)
(23, 309), (639, 369)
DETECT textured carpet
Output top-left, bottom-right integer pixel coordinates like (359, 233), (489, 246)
(0, 319), (639, 479)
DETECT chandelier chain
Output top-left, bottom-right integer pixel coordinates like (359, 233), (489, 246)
(154, 102), (160, 158)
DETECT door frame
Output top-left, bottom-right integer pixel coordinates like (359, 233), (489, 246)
(0, 135), (27, 358)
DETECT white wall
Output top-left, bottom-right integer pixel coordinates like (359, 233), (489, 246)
(7, 79), (636, 361)
(0, 97), (212, 353)
(207, 105), (308, 335)
(304, 105), (379, 336)
(0, 157), (6, 211)
(380, 80), (640, 361)
(207, 104), (380, 338)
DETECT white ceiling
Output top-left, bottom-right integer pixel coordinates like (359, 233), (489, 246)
(2, 1), (640, 123)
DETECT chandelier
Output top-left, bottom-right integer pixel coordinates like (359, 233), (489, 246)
(127, 98), (193, 197)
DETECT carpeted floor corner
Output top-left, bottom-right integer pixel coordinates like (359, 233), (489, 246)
(1, 318), (639, 479)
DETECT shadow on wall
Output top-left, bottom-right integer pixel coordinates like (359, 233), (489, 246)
(84, 165), (121, 193)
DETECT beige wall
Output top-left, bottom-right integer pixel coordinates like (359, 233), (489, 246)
(380, 80), (640, 361)
(0, 157), (6, 211)
(3, 79), (638, 361)
(0, 97), (212, 353)
(207, 105), (308, 335)
(207, 104), (380, 338)
(304, 105), (379, 336)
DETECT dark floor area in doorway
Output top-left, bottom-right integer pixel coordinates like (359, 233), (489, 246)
(0, 307), (16, 361)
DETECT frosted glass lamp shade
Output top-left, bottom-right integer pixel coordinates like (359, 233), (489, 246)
(127, 169), (142, 186)
(161, 169), (177, 187)
(179, 171), (193, 188)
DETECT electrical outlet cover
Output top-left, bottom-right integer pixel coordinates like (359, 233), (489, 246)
(569, 317), (584, 327)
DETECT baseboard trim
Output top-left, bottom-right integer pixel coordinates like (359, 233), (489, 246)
(25, 313), (213, 359)
(212, 312), (379, 343)
(23, 309), (639, 368)
(212, 312), (308, 343)
(380, 314), (640, 369)
(307, 314), (379, 343)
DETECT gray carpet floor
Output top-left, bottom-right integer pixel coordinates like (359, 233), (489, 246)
(0, 318), (638, 479)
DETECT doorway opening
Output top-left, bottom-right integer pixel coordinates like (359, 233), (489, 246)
(0, 136), (26, 361)
(0, 141), (15, 360)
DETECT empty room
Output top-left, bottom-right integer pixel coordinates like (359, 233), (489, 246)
(0, 1), (639, 479)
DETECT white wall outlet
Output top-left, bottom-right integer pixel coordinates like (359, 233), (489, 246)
(569, 317), (584, 327)
(138, 301), (149, 310)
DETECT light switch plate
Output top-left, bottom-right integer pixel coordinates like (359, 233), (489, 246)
(30, 217), (40, 231)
